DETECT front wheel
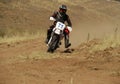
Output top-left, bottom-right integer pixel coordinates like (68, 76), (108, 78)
(47, 33), (60, 53)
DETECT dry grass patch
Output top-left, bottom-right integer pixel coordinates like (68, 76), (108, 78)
(90, 34), (120, 52)
(0, 31), (45, 44)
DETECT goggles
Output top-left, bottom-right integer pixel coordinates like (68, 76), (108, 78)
(60, 8), (67, 12)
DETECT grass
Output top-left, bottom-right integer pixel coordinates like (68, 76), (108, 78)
(0, 0), (11, 4)
(90, 33), (120, 52)
(0, 31), (45, 44)
(1, 30), (119, 62)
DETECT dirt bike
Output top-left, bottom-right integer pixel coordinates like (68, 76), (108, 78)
(47, 21), (72, 53)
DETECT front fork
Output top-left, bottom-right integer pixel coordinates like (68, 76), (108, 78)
(47, 32), (54, 46)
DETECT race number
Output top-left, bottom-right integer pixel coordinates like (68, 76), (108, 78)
(55, 22), (65, 30)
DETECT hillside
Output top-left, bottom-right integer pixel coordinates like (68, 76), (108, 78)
(0, 0), (120, 44)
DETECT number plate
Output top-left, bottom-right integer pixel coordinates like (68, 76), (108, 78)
(55, 29), (61, 35)
(55, 22), (65, 30)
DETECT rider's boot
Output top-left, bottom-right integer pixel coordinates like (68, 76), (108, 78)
(65, 43), (71, 48)
(65, 36), (71, 48)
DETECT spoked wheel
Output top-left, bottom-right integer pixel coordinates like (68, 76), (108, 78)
(47, 34), (60, 53)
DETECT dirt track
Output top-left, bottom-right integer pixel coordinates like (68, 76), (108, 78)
(0, 38), (120, 84)
(0, 0), (120, 84)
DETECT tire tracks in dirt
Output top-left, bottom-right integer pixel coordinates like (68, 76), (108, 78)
(0, 38), (46, 64)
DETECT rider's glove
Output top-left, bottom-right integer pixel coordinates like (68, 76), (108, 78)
(50, 17), (56, 21)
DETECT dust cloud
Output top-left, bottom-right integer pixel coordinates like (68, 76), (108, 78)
(70, 22), (119, 47)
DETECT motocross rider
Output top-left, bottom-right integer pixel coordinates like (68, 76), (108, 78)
(45, 4), (72, 48)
